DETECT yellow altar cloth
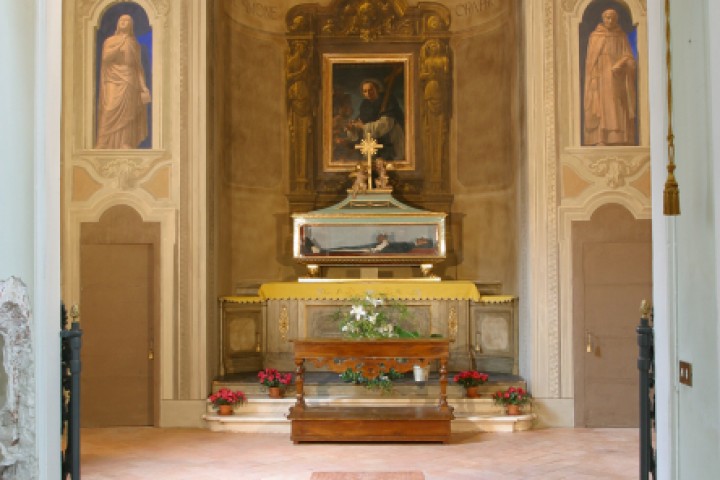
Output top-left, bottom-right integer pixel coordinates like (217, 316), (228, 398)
(255, 280), (480, 302)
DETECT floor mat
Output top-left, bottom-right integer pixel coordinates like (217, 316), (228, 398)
(310, 473), (425, 480)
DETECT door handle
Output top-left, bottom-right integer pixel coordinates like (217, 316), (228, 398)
(586, 332), (593, 353)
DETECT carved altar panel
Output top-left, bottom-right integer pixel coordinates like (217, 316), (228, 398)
(221, 302), (263, 374)
(470, 297), (518, 374)
(300, 301), (433, 339)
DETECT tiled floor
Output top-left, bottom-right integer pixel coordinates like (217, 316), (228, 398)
(81, 427), (638, 479)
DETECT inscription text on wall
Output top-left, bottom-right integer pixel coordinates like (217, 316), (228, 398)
(454, 0), (497, 17)
(239, 0), (280, 20)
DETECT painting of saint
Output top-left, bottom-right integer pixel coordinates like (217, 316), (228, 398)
(95, 3), (152, 149)
(324, 56), (412, 171)
(580, 3), (638, 146)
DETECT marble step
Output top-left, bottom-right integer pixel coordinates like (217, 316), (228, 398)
(202, 396), (536, 434)
(212, 372), (527, 398)
(205, 372), (534, 434)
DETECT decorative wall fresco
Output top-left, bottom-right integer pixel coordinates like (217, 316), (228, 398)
(96, 2), (152, 149)
(580, 1), (638, 146)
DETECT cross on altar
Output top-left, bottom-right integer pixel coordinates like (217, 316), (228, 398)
(355, 132), (382, 191)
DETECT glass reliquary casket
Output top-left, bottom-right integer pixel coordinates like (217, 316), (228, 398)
(292, 192), (446, 269)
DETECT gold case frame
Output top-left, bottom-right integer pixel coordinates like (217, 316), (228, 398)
(322, 53), (415, 172)
(292, 192), (446, 269)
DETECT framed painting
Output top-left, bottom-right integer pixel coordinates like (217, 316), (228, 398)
(322, 53), (415, 172)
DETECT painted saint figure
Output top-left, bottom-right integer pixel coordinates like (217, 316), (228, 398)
(286, 40), (312, 187)
(583, 8), (637, 146)
(420, 39), (450, 183)
(96, 14), (151, 149)
(346, 78), (404, 160)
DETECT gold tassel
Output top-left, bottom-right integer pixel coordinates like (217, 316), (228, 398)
(663, 134), (680, 215)
(663, 1), (681, 217)
(663, 163), (680, 215)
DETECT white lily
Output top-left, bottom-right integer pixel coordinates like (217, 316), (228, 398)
(365, 294), (382, 307)
(350, 305), (366, 320)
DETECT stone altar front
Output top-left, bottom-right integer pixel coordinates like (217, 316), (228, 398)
(219, 281), (518, 375)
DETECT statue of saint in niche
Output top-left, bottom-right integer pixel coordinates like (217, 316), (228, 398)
(583, 8), (637, 146)
(96, 14), (151, 149)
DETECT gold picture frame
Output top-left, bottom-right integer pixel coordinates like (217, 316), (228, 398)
(322, 53), (415, 172)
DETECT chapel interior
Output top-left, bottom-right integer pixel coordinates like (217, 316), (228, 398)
(9, 0), (720, 477)
(57, 0), (652, 434)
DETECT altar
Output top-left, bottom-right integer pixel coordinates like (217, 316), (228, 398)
(219, 280), (518, 375)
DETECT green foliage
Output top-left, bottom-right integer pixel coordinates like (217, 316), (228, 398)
(339, 367), (404, 395)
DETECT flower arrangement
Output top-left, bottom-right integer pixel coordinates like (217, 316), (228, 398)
(335, 292), (417, 339)
(340, 367), (403, 394)
(207, 388), (245, 408)
(257, 368), (293, 388)
(492, 386), (532, 406)
(453, 370), (489, 388)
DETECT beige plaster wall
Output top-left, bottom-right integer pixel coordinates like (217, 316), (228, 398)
(214, 7), (294, 291)
(214, 1), (522, 293)
(450, 3), (520, 291)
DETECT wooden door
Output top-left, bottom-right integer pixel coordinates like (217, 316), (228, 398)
(573, 204), (652, 427)
(580, 242), (652, 426)
(80, 244), (154, 427)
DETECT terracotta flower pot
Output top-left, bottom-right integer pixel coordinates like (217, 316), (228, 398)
(217, 404), (234, 416)
(269, 386), (283, 399)
(506, 404), (522, 415)
(465, 386), (479, 398)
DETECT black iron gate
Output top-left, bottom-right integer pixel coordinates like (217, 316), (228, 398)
(637, 300), (656, 480)
(61, 303), (82, 480)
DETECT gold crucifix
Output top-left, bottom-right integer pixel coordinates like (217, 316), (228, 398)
(355, 132), (382, 191)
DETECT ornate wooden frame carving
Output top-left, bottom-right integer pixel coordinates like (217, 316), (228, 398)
(285, 0), (452, 200)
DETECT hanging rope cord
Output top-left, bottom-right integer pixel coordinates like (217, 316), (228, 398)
(663, 0), (681, 215)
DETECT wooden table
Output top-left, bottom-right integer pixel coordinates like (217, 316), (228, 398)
(287, 338), (454, 443)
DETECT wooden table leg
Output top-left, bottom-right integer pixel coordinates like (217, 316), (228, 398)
(294, 358), (306, 410)
(439, 357), (449, 411)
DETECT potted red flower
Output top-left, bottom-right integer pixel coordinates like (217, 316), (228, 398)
(207, 388), (245, 415)
(453, 370), (489, 398)
(257, 368), (293, 398)
(492, 386), (532, 415)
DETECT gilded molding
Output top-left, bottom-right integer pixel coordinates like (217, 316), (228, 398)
(285, 1), (452, 204)
(279, 305), (290, 342)
(420, 38), (451, 190)
(448, 305), (458, 341)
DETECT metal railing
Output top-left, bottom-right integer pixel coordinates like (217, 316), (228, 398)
(637, 300), (656, 480)
(61, 304), (82, 480)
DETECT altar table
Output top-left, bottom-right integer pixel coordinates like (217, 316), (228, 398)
(287, 338), (454, 443)
(219, 281), (518, 375)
